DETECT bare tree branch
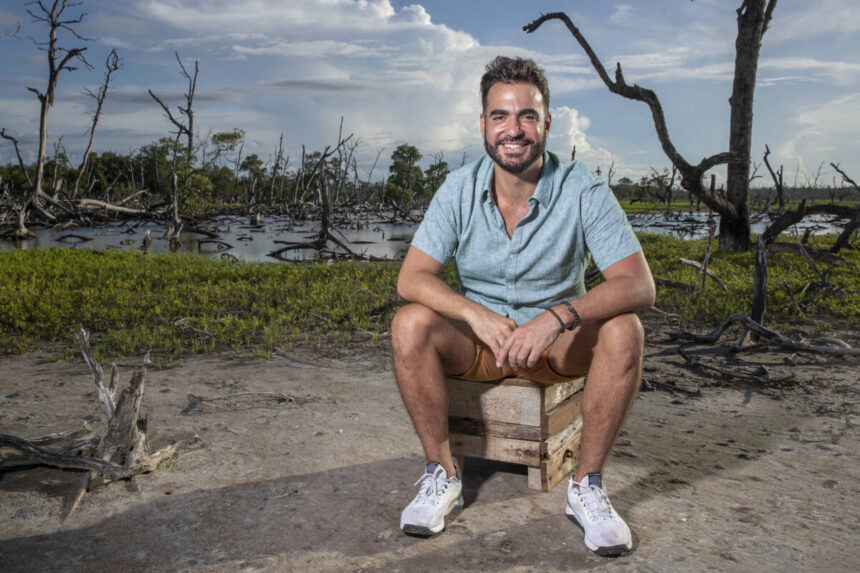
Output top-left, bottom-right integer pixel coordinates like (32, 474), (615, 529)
(0, 128), (34, 187)
(73, 48), (122, 198)
(669, 312), (859, 357)
(524, 12), (740, 218)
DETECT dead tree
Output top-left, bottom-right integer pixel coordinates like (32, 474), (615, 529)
(25, 0), (92, 220)
(762, 144), (787, 215)
(72, 48), (121, 199)
(148, 52), (199, 239)
(0, 329), (177, 519)
(525, 1), (778, 252)
(269, 133), (285, 206)
(269, 128), (360, 260)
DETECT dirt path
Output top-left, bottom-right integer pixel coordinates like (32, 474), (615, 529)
(0, 323), (857, 572)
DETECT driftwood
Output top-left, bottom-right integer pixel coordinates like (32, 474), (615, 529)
(0, 329), (178, 518)
(678, 257), (727, 291)
(668, 313), (860, 357)
(76, 198), (149, 216)
(197, 239), (233, 251)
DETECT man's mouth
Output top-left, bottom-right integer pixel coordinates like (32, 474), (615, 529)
(499, 139), (533, 150)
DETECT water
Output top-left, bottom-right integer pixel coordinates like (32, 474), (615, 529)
(1, 211), (847, 262)
(626, 211), (846, 239)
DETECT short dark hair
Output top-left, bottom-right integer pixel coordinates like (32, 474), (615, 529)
(480, 56), (550, 113)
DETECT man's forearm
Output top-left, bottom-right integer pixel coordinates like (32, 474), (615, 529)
(552, 275), (655, 330)
(397, 269), (488, 324)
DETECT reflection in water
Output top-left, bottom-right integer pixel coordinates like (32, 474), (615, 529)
(1, 215), (418, 262)
(0, 211), (848, 262)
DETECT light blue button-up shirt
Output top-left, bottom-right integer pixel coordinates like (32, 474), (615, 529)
(410, 151), (641, 325)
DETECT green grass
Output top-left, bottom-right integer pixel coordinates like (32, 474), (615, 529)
(639, 233), (859, 329)
(0, 249), (413, 358)
(1, 235), (856, 357)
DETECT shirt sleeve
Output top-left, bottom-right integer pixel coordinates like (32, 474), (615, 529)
(580, 177), (642, 272)
(409, 179), (459, 265)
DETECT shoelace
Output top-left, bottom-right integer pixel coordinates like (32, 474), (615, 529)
(413, 469), (448, 505)
(574, 483), (617, 521)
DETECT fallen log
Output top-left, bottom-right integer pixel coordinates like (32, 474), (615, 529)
(668, 313), (860, 357)
(76, 198), (149, 216)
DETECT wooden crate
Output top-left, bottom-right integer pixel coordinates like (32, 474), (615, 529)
(447, 376), (585, 492)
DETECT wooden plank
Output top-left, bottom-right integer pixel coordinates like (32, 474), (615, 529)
(543, 391), (584, 439)
(447, 378), (542, 426)
(528, 432), (582, 491)
(449, 433), (541, 466)
(543, 376), (586, 412)
(544, 416), (583, 458)
(448, 416), (542, 441)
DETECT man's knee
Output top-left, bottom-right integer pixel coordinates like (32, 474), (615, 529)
(595, 313), (644, 370)
(391, 303), (440, 352)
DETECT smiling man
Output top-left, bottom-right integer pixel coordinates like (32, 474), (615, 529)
(391, 56), (655, 557)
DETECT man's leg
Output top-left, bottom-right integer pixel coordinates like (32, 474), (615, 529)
(547, 312), (644, 555)
(390, 303), (476, 477)
(548, 312), (644, 478)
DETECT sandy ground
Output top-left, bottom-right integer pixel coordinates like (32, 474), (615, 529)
(0, 319), (857, 572)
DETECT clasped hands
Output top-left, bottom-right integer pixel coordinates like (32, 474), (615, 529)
(467, 306), (563, 371)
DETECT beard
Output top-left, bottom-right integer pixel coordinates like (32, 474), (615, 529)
(484, 133), (546, 174)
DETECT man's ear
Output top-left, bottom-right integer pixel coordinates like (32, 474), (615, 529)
(480, 113), (486, 138)
(545, 112), (552, 133)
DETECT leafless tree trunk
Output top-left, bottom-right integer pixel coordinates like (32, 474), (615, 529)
(73, 48), (121, 199)
(26, 0), (92, 218)
(148, 53), (198, 236)
(269, 133), (284, 206)
(720, 0), (777, 251)
(525, 1), (778, 252)
(762, 144), (786, 215)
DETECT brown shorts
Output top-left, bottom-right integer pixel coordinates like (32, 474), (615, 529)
(451, 339), (574, 385)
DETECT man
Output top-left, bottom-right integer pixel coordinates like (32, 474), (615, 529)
(391, 56), (655, 557)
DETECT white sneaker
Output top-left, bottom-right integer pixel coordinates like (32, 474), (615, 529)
(400, 462), (463, 536)
(566, 473), (632, 556)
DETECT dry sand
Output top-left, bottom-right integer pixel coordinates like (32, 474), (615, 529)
(1, 320), (857, 572)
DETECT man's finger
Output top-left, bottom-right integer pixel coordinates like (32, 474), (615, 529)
(495, 337), (510, 367)
(526, 346), (541, 368)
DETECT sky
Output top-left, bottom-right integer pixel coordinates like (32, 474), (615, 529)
(1, 0), (859, 187)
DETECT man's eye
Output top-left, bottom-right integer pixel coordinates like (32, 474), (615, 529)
(523, 114), (538, 121)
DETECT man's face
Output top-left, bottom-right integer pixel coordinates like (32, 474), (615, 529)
(480, 82), (551, 175)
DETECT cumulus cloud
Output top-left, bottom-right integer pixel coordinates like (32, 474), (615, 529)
(548, 105), (615, 170)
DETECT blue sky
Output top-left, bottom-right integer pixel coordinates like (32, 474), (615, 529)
(1, 0), (858, 187)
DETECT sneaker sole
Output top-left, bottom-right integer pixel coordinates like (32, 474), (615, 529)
(401, 497), (463, 537)
(565, 506), (632, 557)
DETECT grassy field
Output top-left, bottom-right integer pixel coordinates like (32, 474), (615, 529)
(1, 234), (856, 358)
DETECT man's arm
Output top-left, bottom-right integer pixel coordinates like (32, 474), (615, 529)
(397, 246), (517, 357)
(496, 250), (656, 370)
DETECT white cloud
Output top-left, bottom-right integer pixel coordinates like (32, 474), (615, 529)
(610, 4), (634, 26)
(775, 93), (860, 183)
(548, 105), (615, 170)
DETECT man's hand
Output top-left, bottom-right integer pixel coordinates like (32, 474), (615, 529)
(463, 305), (517, 359)
(496, 311), (561, 370)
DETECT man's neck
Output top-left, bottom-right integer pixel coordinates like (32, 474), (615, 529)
(492, 155), (544, 205)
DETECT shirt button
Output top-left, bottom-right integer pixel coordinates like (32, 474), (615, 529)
(509, 254), (514, 260)
(507, 285), (513, 290)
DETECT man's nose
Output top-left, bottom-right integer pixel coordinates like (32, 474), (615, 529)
(503, 117), (524, 138)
